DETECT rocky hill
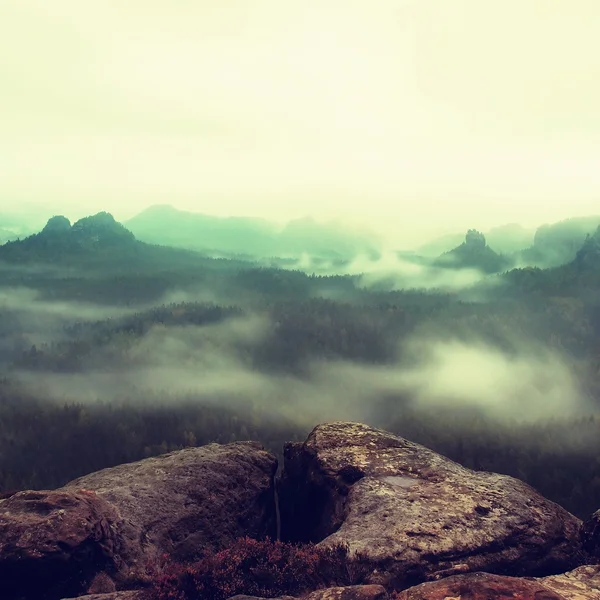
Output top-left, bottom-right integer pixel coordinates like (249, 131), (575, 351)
(434, 229), (511, 273)
(126, 205), (381, 260)
(1, 422), (599, 600)
(417, 223), (534, 257)
(518, 216), (600, 268)
(0, 212), (137, 262)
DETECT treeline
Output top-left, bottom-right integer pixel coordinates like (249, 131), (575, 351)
(1, 385), (599, 519)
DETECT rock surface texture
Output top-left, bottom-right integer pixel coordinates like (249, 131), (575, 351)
(227, 587), (389, 600)
(395, 565), (600, 599)
(0, 442), (278, 600)
(278, 422), (586, 590)
(61, 593), (144, 600)
(0, 489), (122, 600)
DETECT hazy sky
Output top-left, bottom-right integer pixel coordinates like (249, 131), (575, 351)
(2, 1), (599, 244)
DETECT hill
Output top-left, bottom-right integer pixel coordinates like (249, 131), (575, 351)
(0, 212), (135, 260)
(434, 229), (511, 274)
(518, 215), (600, 267)
(126, 205), (381, 259)
(417, 223), (534, 256)
(125, 204), (278, 258)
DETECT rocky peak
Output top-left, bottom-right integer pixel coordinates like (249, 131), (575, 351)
(464, 229), (486, 250)
(41, 215), (71, 235)
(71, 212), (135, 245)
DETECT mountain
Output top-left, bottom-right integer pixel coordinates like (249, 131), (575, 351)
(434, 229), (511, 274)
(518, 216), (600, 267)
(126, 205), (381, 259)
(126, 204), (278, 258)
(0, 212), (176, 270)
(417, 223), (534, 257)
(0, 212), (136, 261)
(501, 225), (600, 299)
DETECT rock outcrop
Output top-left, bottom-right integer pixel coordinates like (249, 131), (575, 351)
(0, 442), (278, 600)
(279, 422), (586, 590)
(395, 565), (600, 599)
(42, 215), (72, 235)
(0, 490), (122, 600)
(434, 229), (509, 273)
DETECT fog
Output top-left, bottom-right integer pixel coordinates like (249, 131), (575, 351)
(12, 310), (588, 428)
(288, 251), (490, 291)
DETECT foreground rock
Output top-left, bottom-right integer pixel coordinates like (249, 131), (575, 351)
(61, 593), (144, 600)
(227, 586), (389, 600)
(0, 490), (121, 600)
(279, 422), (586, 590)
(582, 509), (600, 557)
(395, 565), (600, 599)
(0, 442), (278, 600)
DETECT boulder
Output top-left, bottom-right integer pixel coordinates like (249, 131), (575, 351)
(279, 422), (585, 590)
(539, 565), (600, 599)
(1, 442), (278, 600)
(395, 565), (600, 599)
(65, 442), (277, 568)
(0, 489), (122, 600)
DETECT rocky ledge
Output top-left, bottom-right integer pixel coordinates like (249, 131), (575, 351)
(0, 442), (277, 600)
(279, 422), (587, 589)
(1, 422), (598, 600)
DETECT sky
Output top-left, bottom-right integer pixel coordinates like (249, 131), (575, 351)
(1, 0), (600, 246)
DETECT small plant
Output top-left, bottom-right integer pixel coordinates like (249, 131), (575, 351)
(144, 537), (365, 600)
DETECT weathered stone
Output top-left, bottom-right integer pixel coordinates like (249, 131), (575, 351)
(305, 585), (388, 600)
(61, 593), (144, 600)
(395, 572), (564, 599)
(539, 564), (600, 599)
(65, 442), (278, 582)
(0, 489), (122, 600)
(279, 422), (586, 590)
(1, 442), (278, 600)
(226, 587), (388, 600)
(395, 565), (600, 599)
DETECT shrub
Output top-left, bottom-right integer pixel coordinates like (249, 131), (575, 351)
(144, 537), (365, 600)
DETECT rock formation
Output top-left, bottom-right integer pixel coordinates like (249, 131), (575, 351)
(395, 565), (600, 599)
(2, 423), (598, 600)
(0, 442), (278, 600)
(279, 422), (586, 590)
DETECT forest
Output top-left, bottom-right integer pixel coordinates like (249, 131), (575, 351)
(2, 214), (600, 521)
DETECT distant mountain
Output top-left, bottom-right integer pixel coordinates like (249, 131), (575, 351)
(518, 216), (600, 268)
(126, 205), (381, 259)
(0, 212), (140, 263)
(434, 229), (511, 274)
(501, 225), (600, 298)
(417, 223), (534, 256)
(126, 205), (278, 258)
